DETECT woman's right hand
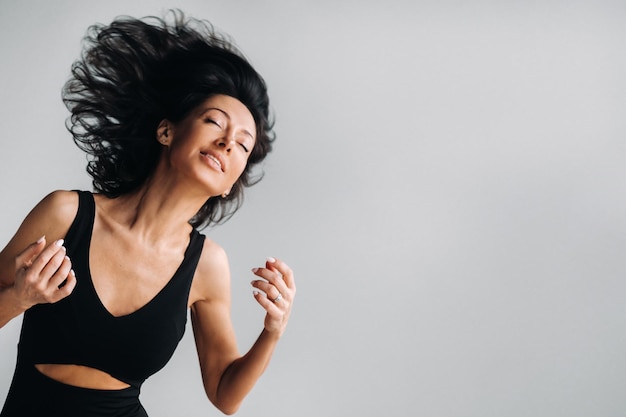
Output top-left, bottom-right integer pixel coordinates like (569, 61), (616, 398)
(11, 236), (76, 310)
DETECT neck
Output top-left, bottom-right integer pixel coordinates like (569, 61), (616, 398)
(103, 167), (213, 245)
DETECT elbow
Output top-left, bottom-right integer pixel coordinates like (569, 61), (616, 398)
(213, 399), (241, 415)
(207, 388), (242, 415)
(221, 407), (240, 416)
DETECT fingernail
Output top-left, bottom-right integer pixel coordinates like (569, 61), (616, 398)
(37, 236), (45, 244)
(55, 239), (64, 247)
(71, 269), (76, 277)
(266, 257), (276, 263)
(65, 256), (70, 261)
(253, 290), (260, 296)
(251, 267), (259, 273)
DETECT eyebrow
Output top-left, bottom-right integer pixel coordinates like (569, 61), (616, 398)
(201, 107), (255, 140)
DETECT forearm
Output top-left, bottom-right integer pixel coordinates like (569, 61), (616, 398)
(213, 329), (281, 414)
(0, 285), (27, 328)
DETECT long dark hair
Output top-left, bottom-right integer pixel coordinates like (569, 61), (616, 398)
(63, 10), (275, 228)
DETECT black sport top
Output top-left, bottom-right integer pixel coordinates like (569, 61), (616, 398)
(15, 190), (205, 388)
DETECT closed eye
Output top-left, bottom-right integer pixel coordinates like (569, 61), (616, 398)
(239, 143), (250, 153)
(204, 118), (222, 128)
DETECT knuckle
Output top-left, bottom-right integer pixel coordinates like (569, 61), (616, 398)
(23, 270), (38, 284)
(61, 262), (72, 275)
(58, 287), (72, 298)
(42, 292), (55, 303)
(30, 257), (45, 271)
(31, 277), (43, 289)
(62, 279), (76, 295)
(51, 251), (65, 264)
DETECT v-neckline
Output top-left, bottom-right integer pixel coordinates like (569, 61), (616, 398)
(84, 193), (195, 319)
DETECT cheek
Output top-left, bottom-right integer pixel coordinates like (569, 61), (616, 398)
(229, 155), (250, 181)
(234, 157), (249, 177)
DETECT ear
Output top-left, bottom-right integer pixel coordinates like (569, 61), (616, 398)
(156, 119), (172, 145)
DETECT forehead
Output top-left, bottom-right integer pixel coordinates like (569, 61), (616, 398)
(197, 95), (256, 137)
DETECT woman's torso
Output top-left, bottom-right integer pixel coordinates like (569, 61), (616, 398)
(1, 190), (206, 416)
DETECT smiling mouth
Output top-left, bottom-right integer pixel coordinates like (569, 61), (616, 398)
(201, 152), (223, 171)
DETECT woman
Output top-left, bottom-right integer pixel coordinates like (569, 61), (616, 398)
(0, 10), (295, 417)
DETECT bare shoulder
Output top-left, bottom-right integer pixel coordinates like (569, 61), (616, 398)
(36, 189), (79, 221)
(24, 190), (79, 236)
(0, 190), (79, 286)
(7, 189), (78, 240)
(189, 237), (232, 306)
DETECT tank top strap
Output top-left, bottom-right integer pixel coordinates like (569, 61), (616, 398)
(181, 229), (205, 275)
(64, 190), (95, 260)
(162, 228), (205, 310)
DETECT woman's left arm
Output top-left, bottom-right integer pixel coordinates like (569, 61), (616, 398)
(190, 245), (295, 415)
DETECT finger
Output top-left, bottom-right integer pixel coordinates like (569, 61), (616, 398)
(50, 270), (77, 303)
(251, 266), (289, 298)
(29, 239), (66, 274)
(265, 256), (278, 271)
(15, 236), (46, 268)
(253, 290), (282, 313)
(266, 257), (296, 291)
(37, 244), (68, 282)
(251, 279), (282, 301)
(48, 256), (73, 289)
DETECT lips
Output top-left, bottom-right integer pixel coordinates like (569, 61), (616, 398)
(200, 151), (224, 172)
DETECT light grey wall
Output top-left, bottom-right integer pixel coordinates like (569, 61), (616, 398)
(1, 1), (625, 416)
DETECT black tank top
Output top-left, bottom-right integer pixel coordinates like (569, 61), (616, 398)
(16, 190), (205, 388)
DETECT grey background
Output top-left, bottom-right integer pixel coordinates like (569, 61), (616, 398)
(1, 0), (625, 416)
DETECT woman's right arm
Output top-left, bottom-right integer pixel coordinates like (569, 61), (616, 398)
(0, 190), (79, 328)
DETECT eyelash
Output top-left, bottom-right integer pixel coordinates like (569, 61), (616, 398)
(205, 118), (221, 127)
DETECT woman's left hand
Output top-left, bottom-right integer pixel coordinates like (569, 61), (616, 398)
(251, 257), (295, 337)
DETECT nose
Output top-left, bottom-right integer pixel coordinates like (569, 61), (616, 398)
(217, 136), (234, 152)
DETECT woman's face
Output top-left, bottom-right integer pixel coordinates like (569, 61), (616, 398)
(164, 94), (256, 197)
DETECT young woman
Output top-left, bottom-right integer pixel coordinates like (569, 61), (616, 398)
(0, 11), (295, 417)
